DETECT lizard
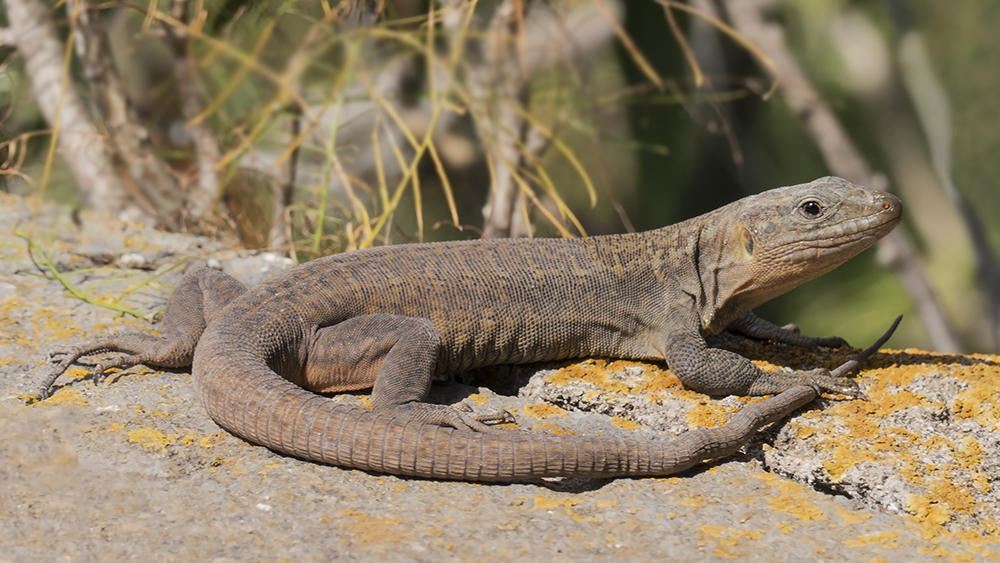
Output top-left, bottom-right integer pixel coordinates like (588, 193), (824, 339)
(37, 176), (902, 481)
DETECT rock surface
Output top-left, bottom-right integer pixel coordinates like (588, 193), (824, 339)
(1, 192), (997, 560)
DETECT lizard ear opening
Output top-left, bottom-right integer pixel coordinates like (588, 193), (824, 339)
(741, 228), (754, 258)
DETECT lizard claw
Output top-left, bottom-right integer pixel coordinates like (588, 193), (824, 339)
(799, 368), (864, 398)
(93, 363), (111, 386)
(747, 316), (900, 399)
(454, 400), (516, 425)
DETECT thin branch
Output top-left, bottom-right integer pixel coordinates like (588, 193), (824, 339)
(6, 0), (133, 219)
(68, 0), (178, 222)
(18, 231), (147, 319)
(164, 0), (221, 222)
(269, 103), (300, 251)
(461, 0), (535, 238)
(0, 27), (15, 47)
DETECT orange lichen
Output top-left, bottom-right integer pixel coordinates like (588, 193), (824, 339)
(677, 496), (708, 508)
(788, 422), (818, 439)
(697, 524), (764, 558)
(198, 432), (230, 448)
(904, 494), (952, 526)
(38, 388), (87, 406)
(546, 359), (684, 399)
(685, 400), (734, 428)
(530, 422), (574, 434)
(835, 507), (872, 524)
(127, 428), (175, 451)
(465, 392), (491, 405)
(843, 531), (901, 549)
(339, 510), (413, 546)
(767, 493), (827, 521)
(532, 494), (600, 522)
(610, 416), (640, 429)
(522, 403), (567, 419)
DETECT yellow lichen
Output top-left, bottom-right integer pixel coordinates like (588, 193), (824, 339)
(767, 493), (827, 521)
(39, 388), (87, 406)
(531, 422), (575, 434)
(533, 494), (599, 522)
(677, 496), (708, 508)
(339, 511), (413, 546)
(904, 494), (952, 526)
(822, 444), (865, 480)
(127, 427), (174, 451)
(522, 403), (567, 419)
(698, 524), (764, 545)
(610, 416), (640, 430)
(843, 531), (901, 549)
(64, 366), (91, 380)
(198, 432), (230, 447)
(546, 359), (684, 399)
(465, 393), (491, 405)
(835, 507), (872, 524)
(789, 421), (818, 439)
(685, 400), (732, 428)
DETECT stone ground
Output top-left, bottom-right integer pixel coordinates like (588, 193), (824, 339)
(2, 192), (998, 561)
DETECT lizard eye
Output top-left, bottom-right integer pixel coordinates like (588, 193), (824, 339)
(800, 200), (823, 217)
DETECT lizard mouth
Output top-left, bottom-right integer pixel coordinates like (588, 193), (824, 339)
(806, 195), (902, 247)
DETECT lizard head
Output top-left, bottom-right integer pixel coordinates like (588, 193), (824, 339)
(702, 176), (902, 333)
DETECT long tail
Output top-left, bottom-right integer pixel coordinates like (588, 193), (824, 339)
(193, 342), (817, 481)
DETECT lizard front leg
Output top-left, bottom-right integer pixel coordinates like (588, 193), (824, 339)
(38, 268), (246, 399)
(662, 327), (861, 397)
(727, 311), (849, 350)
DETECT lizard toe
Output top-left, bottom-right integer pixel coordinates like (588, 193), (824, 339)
(380, 403), (508, 433)
(801, 368), (863, 398)
(747, 368), (862, 399)
(452, 400), (516, 425)
(780, 323), (801, 335)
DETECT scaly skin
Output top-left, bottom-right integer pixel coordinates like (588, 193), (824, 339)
(39, 176), (902, 481)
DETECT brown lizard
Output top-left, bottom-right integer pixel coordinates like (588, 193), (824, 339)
(38, 176), (901, 481)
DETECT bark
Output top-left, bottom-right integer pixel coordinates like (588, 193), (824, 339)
(165, 0), (221, 222)
(68, 0), (178, 221)
(7, 0), (133, 218)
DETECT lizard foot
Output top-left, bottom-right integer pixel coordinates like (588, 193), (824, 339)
(749, 368), (863, 398)
(381, 402), (514, 433)
(748, 315), (902, 399)
(453, 400), (516, 425)
(777, 325), (850, 350)
(804, 335), (851, 351)
(38, 347), (147, 400)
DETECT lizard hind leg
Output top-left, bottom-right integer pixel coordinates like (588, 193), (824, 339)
(303, 314), (512, 432)
(41, 333), (196, 399)
(36, 268), (248, 400)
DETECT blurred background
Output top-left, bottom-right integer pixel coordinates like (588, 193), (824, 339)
(1, 0), (997, 353)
